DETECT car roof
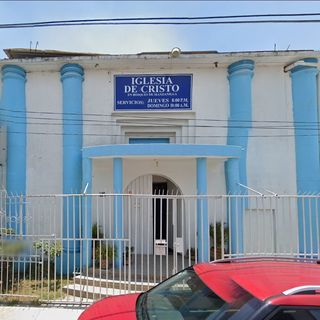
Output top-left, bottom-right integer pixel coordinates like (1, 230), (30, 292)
(193, 258), (320, 303)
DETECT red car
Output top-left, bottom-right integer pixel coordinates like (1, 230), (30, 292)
(78, 257), (320, 320)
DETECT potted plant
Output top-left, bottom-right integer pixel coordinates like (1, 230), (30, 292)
(94, 243), (117, 268)
(210, 222), (229, 260)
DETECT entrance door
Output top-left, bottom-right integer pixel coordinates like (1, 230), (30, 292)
(153, 182), (168, 241)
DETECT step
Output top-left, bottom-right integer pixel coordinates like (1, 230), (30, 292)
(63, 283), (129, 300)
(88, 267), (170, 283)
(73, 275), (156, 292)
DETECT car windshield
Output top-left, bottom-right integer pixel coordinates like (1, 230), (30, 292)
(136, 267), (257, 320)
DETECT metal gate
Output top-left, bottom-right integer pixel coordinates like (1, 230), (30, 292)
(0, 193), (319, 305)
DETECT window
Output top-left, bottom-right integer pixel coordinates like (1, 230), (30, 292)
(268, 308), (320, 320)
(136, 268), (255, 320)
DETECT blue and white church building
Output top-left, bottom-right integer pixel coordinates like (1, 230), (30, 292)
(0, 48), (319, 266)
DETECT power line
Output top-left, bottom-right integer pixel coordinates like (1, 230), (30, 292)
(1, 129), (315, 138)
(2, 113), (320, 131)
(6, 12), (320, 25)
(1, 107), (320, 126)
(2, 13), (320, 29)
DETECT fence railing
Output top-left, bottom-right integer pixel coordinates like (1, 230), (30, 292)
(0, 193), (319, 305)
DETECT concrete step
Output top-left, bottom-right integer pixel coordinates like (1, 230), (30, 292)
(63, 275), (157, 299)
(63, 283), (127, 300)
(73, 275), (156, 292)
(88, 266), (171, 283)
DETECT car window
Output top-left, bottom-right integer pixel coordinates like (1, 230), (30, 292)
(136, 267), (256, 320)
(267, 309), (320, 320)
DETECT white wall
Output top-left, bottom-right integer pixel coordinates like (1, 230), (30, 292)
(192, 68), (229, 145)
(83, 69), (114, 147)
(22, 57), (300, 196)
(26, 70), (62, 194)
(248, 65), (297, 194)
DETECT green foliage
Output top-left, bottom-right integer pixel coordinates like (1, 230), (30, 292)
(92, 223), (103, 239)
(94, 243), (117, 261)
(210, 222), (229, 246)
(33, 240), (62, 261)
(0, 227), (15, 236)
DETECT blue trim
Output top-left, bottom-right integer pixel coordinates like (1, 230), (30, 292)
(60, 63), (84, 274)
(83, 144), (242, 159)
(228, 60), (254, 76)
(1, 65), (27, 234)
(113, 158), (123, 267)
(290, 58), (318, 73)
(197, 158), (209, 262)
(129, 138), (170, 144)
(290, 58), (319, 255)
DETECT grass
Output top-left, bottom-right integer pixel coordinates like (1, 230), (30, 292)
(0, 278), (70, 304)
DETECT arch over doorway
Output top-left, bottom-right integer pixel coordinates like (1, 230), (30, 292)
(125, 174), (182, 195)
(124, 174), (183, 255)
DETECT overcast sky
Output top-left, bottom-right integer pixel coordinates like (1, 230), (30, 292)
(0, 1), (320, 58)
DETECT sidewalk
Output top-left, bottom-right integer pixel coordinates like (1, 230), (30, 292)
(0, 305), (85, 320)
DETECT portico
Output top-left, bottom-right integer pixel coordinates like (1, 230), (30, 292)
(81, 143), (242, 266)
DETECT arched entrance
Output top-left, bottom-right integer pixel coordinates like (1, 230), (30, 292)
(125, 174), (182, 255)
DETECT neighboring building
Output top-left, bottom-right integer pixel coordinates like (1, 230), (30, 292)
(0, 48), (319, 265)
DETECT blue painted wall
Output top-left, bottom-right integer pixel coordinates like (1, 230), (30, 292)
(1, 65), (27, 233)
(290, 58), (320, 254)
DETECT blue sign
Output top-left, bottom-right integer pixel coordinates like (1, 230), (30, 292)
(114, 74), (192, 111)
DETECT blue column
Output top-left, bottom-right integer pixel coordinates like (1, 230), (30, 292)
(113, 158), (123, 267)
(225, 158), (243, 254)
(197, 157), (209, 262)
(226, 60), (254, 256)
(61, 64), (84, 195)
(1, 65), (27, 234)
(60, 64), (84, 274)
(227, 60), (254, 187)
(290, 58), (320, 255)
(81, 156), (92, 269)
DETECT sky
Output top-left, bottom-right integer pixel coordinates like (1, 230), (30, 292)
(0, 1), (320, 58)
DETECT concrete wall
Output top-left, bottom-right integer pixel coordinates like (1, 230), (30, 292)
(26, 70), (63, 194)
(21, 58), (298, 196)
(248, 65), (297, 194)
